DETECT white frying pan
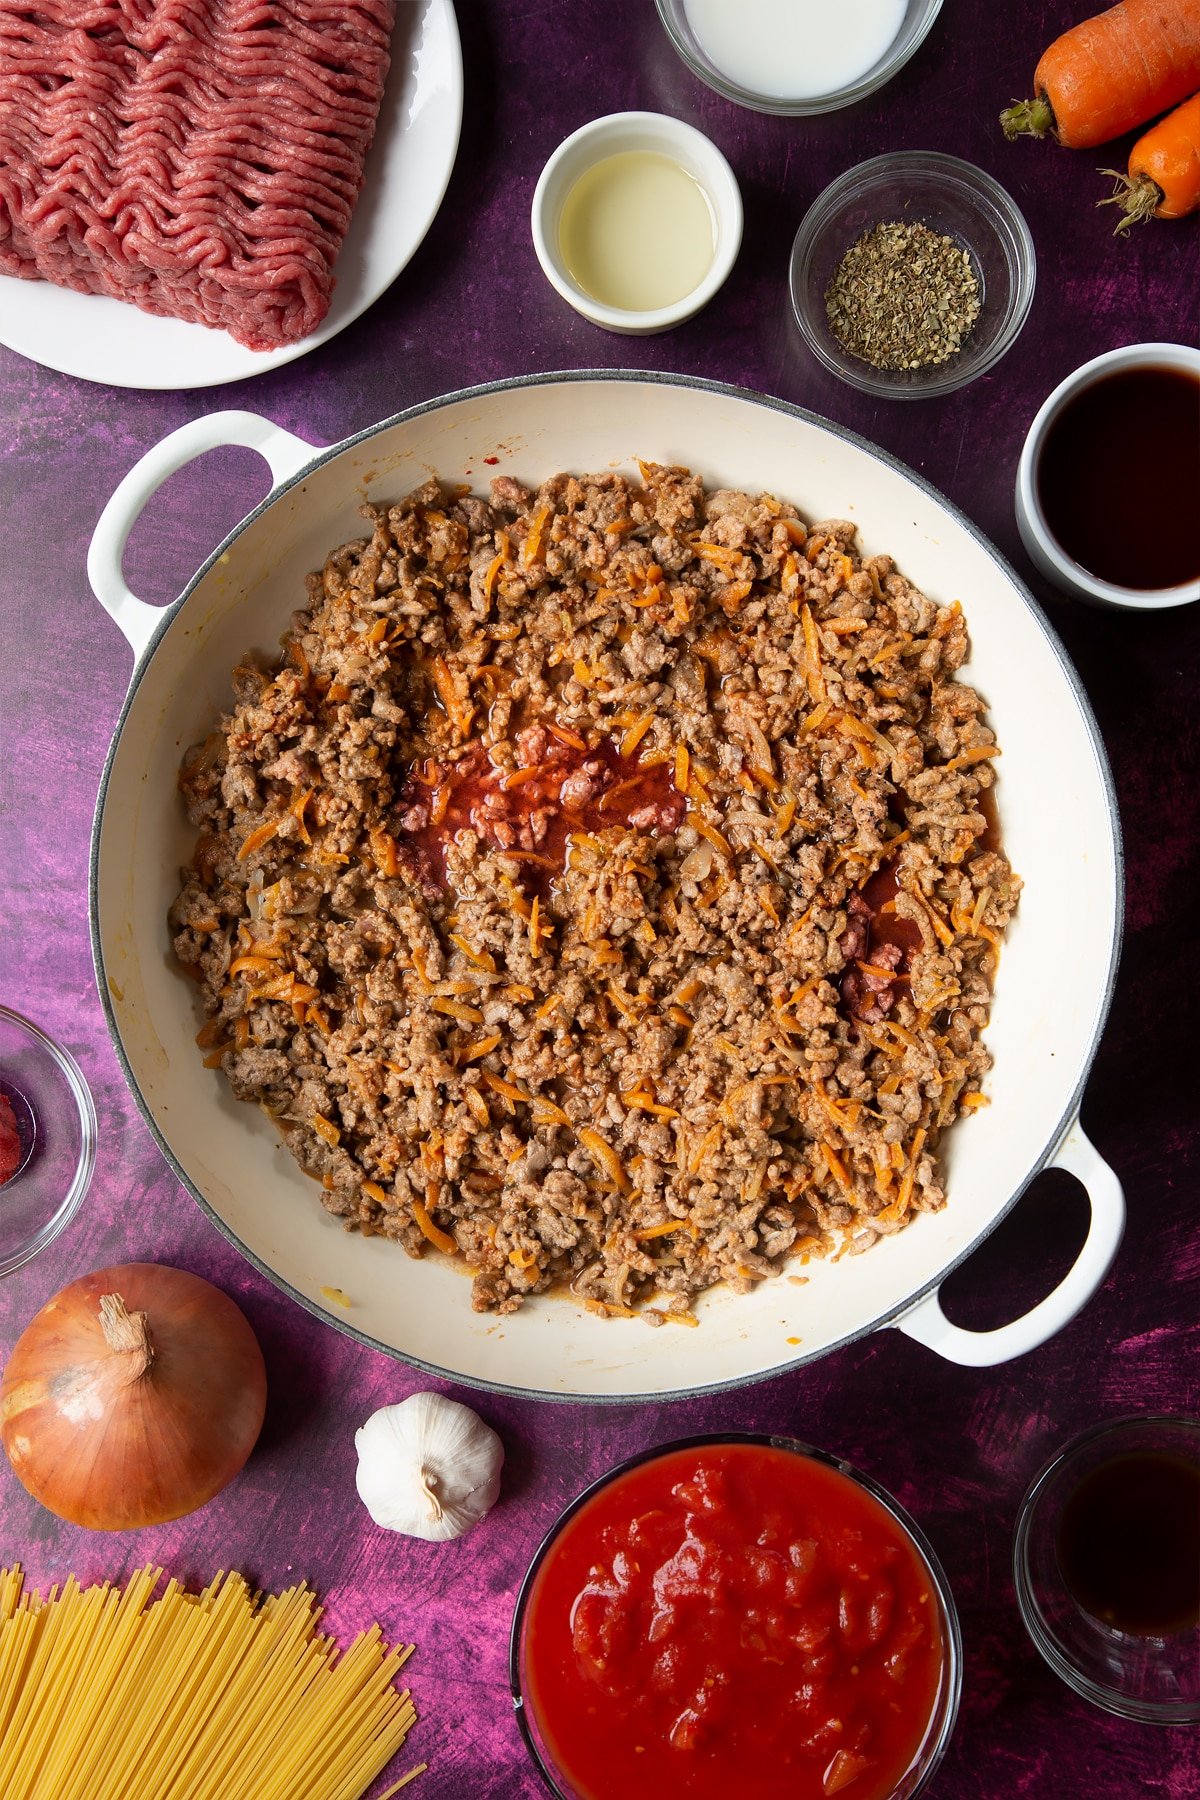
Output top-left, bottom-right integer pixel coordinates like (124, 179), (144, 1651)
(88, 373), (1124, 1400)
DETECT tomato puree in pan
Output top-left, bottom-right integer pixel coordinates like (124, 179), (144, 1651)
(519, 1442), (948, 1800)
(394, 731), (685, 895)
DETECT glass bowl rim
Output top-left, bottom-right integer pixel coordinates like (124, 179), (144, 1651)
(789, 149), (1037, 400)
(0, 1002), (97, 1277)
(652, 0), (945, 118)
(510, 1429), (963, 1798)
(1012, 1412), (1200, 1725)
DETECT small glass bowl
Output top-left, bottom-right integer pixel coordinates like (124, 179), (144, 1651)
(511, 1432), (962, 1800)
(654, 0), (943, 116)
(790, 151), (1036, 400)
(0, 1005), (96, 1275)
(1013, 1415), (1200, 1724)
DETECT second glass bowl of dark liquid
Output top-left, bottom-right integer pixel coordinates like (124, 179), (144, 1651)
(1013, 1415), (1200, 1724)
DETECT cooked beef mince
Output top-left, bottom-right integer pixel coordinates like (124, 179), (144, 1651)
(170, 466), (1020, 1321)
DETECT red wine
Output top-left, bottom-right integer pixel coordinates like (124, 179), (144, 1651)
(1035, 365), (1200, 591)
(1055, 1450), (1200, 1635)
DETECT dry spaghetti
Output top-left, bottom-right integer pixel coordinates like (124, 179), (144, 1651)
(0, 1565), (424, 1800)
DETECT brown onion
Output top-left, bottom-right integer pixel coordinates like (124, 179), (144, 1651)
(0, 1262), (267, 1530)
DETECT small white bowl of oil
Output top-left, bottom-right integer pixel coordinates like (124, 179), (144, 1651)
(531, 111), (742, 334)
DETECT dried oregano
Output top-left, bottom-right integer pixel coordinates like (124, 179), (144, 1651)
(825, 220), (981, 372)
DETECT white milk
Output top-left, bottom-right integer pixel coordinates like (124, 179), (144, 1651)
(683, 0), (908, 101)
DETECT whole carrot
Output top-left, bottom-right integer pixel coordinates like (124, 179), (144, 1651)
(1002, 0), (1200, 146)
(1099, 91), (1200, 226)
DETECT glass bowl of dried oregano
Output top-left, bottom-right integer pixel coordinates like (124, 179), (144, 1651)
(790, 151), (1036, 400)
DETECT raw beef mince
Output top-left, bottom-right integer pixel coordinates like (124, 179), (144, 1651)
(171, 465), (1021, 1321)
(0, 0), (395, 350)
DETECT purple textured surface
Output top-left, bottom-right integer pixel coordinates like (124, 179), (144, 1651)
(1, 2), (1197, 1795)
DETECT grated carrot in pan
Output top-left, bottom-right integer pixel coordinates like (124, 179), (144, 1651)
(482, 550), (505, 601)
(578, 1127), (631, 1194)
(720, 579), (753, 611)
(635, 1219), (684, 1241)
(501, 766), (543, 790)
(237, 817), (281, 860)
(896, 1127), (927, 1211)
(521, 504), (552, 566)
(450, 933), (496, 971)
(821, 1143), (854, 1194)
(531, 1095), (572, 1126)
(686, 762), (714, 806)
(759, 890), (780, 926)
(430, 653), (475, 739)
(944, 743), (999, 772)
(483, 1072), (532, 1104)
(686, 811), (731, 857)
(432, 997), (485, 1025)
(620, 712), (655, 758)
(229, 954), (278, 978)
(499, 874), (532, 921)
(369, 827), (400, 877)
(463, 1086), (491, 1127)
(623, 1082), (679, 1120)
(411, 1200), (457, 1255)
(246, 974), (319, 1006)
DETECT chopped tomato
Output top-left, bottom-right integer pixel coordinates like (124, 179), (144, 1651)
(520, 1443), (946, 1800)
(0, 1093), (22, 1185)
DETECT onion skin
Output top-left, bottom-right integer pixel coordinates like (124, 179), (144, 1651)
(0, 1263), (267, 1531)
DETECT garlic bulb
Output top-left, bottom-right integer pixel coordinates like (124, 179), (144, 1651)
(354, 1392), (504, 1542)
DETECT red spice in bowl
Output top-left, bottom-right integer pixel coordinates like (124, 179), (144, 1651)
(0, 1092), (21, 1185)
(511, 1435), (960, 1800)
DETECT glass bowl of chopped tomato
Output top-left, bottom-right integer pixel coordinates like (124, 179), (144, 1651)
(0, 1005), (96, 1276)
(511, 1433), (961, 1800)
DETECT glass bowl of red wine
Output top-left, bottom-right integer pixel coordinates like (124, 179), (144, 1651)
(0, 1005), (96, 1276)
(1013, 1414), (1200, 1724)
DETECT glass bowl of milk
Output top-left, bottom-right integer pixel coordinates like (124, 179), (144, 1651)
(655, 0), (942, 115)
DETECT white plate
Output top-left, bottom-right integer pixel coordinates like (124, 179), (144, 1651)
(0, 0), (462, 390)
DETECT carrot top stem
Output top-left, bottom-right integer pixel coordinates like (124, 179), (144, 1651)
(1097, 168), (1166, 232)
(1000, 94), (1057, 140)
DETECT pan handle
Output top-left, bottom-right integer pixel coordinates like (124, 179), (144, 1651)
(87, 410), (317, 662)
(893, 1119), (1124, 1367)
